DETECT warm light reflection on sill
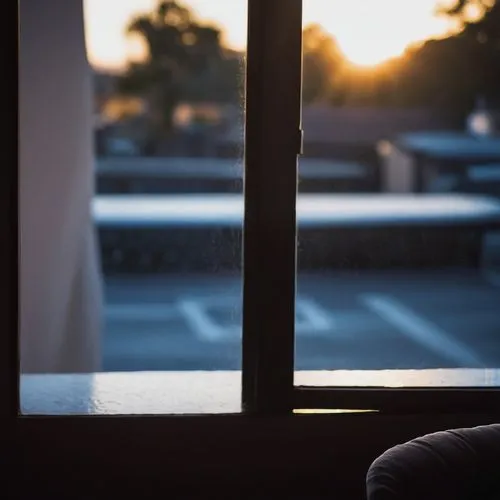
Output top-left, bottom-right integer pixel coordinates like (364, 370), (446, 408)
(294, 409), (377, 414)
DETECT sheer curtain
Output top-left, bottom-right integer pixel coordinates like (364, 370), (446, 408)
(19, 0), (102, 373)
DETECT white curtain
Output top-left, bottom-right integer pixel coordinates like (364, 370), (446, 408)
(19, 0), (102, 373)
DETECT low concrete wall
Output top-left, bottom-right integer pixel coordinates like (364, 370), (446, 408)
(98, 225), (483, 275)
(95, 157), (379, 194)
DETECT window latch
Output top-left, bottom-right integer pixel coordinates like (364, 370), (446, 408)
(297, 128), (304, 156)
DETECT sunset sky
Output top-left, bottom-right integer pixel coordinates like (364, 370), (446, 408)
(84, 0), (456, 70)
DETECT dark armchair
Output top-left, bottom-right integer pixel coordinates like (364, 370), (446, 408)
(366, 424), (500, 500)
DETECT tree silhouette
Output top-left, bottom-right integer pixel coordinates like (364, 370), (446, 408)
(118, 1), (231, 151)
(391, 0), (500, 116)
(116, 0), (500, 141)
(442, 0), (500, 106)
(302, 24), (344, 103)
(324, 0), (500, 114)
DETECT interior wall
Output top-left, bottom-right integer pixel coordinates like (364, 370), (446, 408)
(19, 0), (102, 373)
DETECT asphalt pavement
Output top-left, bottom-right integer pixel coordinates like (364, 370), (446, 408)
(103, 269), (500, 372)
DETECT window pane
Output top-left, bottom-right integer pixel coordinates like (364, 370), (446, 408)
(294, 0), (500, 387)
(20, 0), (247, 414)
(94, 0), (246, 373)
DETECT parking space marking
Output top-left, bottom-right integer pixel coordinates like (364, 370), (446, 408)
(360, 294), (482, 367)
(295, 298), (335, 334)
(176, 295), (336, 342)
(176, 299), (235, 342)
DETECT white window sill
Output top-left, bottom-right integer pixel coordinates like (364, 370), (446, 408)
(20, 369), (500, 415)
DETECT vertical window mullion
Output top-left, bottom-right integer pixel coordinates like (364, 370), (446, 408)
(242, 0), (303, 414)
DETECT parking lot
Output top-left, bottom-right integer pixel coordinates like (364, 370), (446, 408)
(103, 269), (500, 372)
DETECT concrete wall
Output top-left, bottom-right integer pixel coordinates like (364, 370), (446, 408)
(19, 0), (102, 373)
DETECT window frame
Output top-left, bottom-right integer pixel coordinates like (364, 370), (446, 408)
(240, 0), (500, 415)
(5, 0), (18, 423)
(242, 0), (303, 414)
(9, 3), (500, 491)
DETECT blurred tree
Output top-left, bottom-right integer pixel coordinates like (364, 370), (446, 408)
(441, 0), (500, 105)
(117, 0), (500, 140)
(117, 1), (237, 152)
(438, 0), (495, 19)
(182, 49), (243, 104)
(302, 24), (344, 103)
(298, 1), (500, 115)
(393, 0), (500, 115)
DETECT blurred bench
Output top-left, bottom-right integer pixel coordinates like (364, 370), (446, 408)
(94, 194), (500, 274)
(96, 157), (376, 194)
(380, 132), (500, 194)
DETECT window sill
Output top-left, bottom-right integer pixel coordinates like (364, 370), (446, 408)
(18, 369), (500, 499)
(20, 368), (500, 415)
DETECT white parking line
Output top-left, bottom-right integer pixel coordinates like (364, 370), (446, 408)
(360, 294), (481, 367)
(296, 298), (335, 334)
(106, 295), (336, 341)
(176, 299), (236, 342)
(105, 304), (179, 321)
(176, 296), (336, 341)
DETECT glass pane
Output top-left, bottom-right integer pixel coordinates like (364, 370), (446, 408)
(295, 0), (500, 387)
(20, 0), (246, 414)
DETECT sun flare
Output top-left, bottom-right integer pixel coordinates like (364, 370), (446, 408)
(303, 0), (452, 67)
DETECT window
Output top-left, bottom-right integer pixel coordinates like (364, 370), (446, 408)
(292, 0), (500, 413)
(15, 0), (500, 418)
(20, 0), (249, 413)
(92, 0), (247, 382)
(19, 0), (500, 416)
(12, 0), (500, 496)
